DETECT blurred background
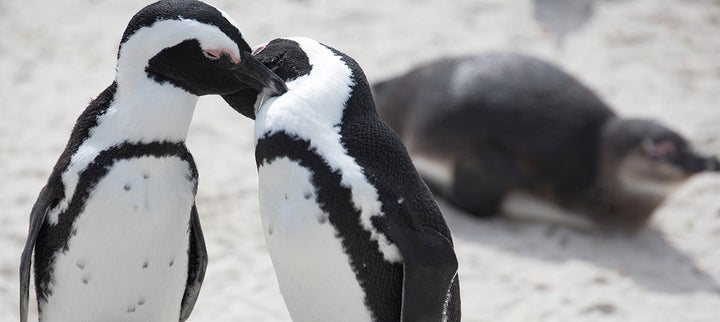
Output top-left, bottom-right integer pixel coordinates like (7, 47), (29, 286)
(1, 0), (719, 321)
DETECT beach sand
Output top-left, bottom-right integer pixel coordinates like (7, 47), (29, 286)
(1, 0), (719, 321)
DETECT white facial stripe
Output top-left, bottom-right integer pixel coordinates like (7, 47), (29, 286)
(255, 37), (401, 262)
(116, 18), (240, 87)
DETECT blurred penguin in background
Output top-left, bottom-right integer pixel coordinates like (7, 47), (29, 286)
(372, 53), (720, 231)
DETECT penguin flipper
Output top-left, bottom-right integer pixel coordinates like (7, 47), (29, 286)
(380, 215), (458, 322)
(20, 181), (59, 322)
(179, 204), (208, 322)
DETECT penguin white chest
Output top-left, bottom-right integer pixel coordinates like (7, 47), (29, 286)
(41, 156), (194, 322)
(258, 157), (374, 322)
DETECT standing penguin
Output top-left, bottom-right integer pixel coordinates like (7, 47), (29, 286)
(223, 37), (461, 322)
(372, 53), (719, 230)
(19, 1), (286, 321)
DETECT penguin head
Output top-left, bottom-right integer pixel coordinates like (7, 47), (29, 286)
(116, 0), (286, 97)
(601, 118), (719, 191)
(222, 37), (363, 119)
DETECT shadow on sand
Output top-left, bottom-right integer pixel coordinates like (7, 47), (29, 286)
(441, 199), (720, 294)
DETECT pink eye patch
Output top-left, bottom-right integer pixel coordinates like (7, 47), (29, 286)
(203, 48), (240, 64)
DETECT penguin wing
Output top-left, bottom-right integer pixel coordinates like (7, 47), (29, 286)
(379, 210), (458, 322)
(20, 180), (61, 322)
(179, 204), (208, 321)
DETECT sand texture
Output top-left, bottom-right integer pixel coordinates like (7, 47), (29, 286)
(1, 0), (719, 321)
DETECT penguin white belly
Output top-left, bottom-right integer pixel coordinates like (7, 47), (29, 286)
(258, 157), (374, 322)
(41, 156), (194, 322)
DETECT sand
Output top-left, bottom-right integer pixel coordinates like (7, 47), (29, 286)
(1, 0), (719, 321)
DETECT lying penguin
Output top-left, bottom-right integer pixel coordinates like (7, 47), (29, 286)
(223, 37), (461, 322)
(372, 53), (719, 230)
(20, 1), (285, 321)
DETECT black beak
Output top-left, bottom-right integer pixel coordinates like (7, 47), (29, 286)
(233, 51), (287, 96)
(675, 152), (720, 173)
(705, 156), (720, 172)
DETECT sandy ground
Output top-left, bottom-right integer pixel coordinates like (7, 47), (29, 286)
(1, 0), (720, 321)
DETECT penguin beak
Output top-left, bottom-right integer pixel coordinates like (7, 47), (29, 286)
(233, 51), (287, 96)
(672, 151), (720, 173)
(699, 155), (720, 172)
(707, 157), (720, 172)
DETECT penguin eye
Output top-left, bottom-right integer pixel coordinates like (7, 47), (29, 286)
(202, 49), (222, 61)
(642, 138), (677, 160)
(202, 49), (241, 65)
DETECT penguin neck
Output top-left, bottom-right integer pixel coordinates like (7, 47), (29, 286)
(95, 75), (198, 146)
(594, 131), (669, 228)
(259, 72), (354, 132)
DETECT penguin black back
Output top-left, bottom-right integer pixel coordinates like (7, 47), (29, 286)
(374, 53), (615, 197)
(328, 44), (461, 321)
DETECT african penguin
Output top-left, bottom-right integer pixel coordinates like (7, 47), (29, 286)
(19, 1), (286, 321)
(372, 52), (720, 230)
(223, 37), (461, 321)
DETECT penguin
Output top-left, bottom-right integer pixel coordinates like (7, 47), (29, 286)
(372, 52), (720, 230)
(19, 1), (286, 321)
(222, 37), (461, 322)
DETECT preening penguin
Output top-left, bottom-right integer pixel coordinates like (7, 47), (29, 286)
(19, 1), (286, 321)
(223, 37), (461, 322)
(372, 53), (719, 230)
